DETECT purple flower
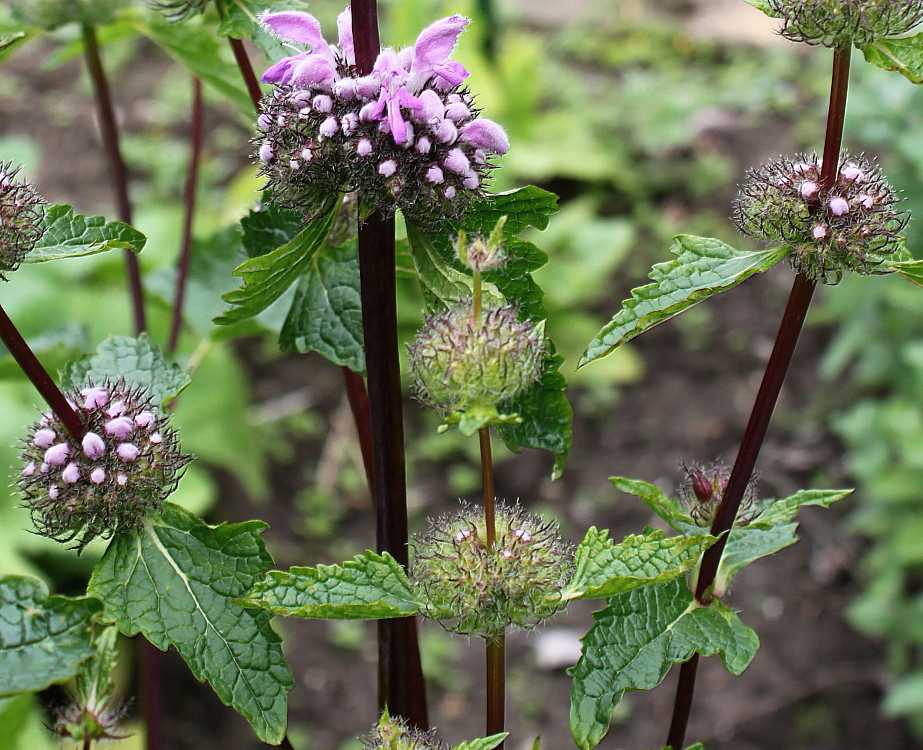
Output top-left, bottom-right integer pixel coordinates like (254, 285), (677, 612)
(82, 432), (106, 460)
(408, 14), (470, 88)
(33, 429), (57, 448)
(369, 50), (423, 144)
(259, 10), (339, 88)
(45, 443), (70, 466)
(117, 443), (140, 462)
(460, 119), (510, 155)
(105, 417), (135, 439)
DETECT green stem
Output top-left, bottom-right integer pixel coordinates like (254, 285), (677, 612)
(473, 268), (483, 326)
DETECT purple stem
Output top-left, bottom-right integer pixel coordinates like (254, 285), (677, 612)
(80, 23), (146, 336)
(168, 77), (204, 354)
(665, 45), (851, 750)
(0, 302), (85, 441)
(228, 37), (264, 112)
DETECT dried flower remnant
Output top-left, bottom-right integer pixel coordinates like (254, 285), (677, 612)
(0, 162), (45, 280)
(255, 8), (509, 222)
(17, 381), (192, 549)
(361, 710), (445, 750)
(733, 153), (907, 281)
(411, 502), (573, 640)
(769, 0), (923, 47)
(679, 462), (759, 528)
(408, 300), (546, 426)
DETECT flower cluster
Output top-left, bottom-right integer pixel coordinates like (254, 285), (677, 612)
(411, 503), (573, 640)
(18, 381), (191, 548)
(0, 162), (45, 281)
(408, 300), (546, 427)
(679, 462), (759, 528)
(769, 0), (923, 47)
(255, 9), (509, 223)
(733, 153), (907, 281)
(361, 711), (444, 750)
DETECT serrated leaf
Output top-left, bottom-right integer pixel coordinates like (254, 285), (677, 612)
(216, 197), (339, 325)
(861, 33), (923, 86)
(452, 734), (509, 750)
(580, 236), (788, 366)
(563, 528), (711, 601)
(465, 187), (559, 235)
(60, 333), (191, 408)
(280, 237), (365, 373)
(0, 575), (102, 697)
(568, 578), (758, 750)
(610, 476), (692, 531)
(87, 504), (293, 743)
(886, 258), (923, 288)
(26, 205), (145, 263)
(239, 551), (419, 619)
(749, 488), (852, 528)
(240, 202), (303, 259)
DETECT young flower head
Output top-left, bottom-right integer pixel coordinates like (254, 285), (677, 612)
(769, 0), (923, 47)
(679, 462), (759, 527)
(361, 710), (444, 750)
(408, 300), (546, 429)
(255, 8), (509, 222)
(456, 216), (508, 272)
(410, 502), (574, 640)
(0, 162), (45, 280)
(17, 381), (191, 549)
(733, 153), (907, 282)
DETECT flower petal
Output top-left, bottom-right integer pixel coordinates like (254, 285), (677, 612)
(262, 56), (295, 85)
(460, 118), (510, 155)
(259, 11), (327, 47)
(411, 14), (469, 76)
(337, 7), (355, 65)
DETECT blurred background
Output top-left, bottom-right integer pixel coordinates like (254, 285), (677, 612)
(2, 0), (923, 747)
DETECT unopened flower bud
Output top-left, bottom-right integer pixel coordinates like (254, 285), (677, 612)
(770, 0), (923, 47)
(679, 462), (758, 527)
(0, 162), (45, 280)
(411, 502), (574, 639)
(360, 710), (442, 750)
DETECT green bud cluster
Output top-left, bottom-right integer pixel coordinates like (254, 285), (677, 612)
(679, 462), (759, 528)
(410, 503), (574, 640)
(733, 153), (907, 282)
(408, 300), (546, 419)
(361, 711), (444, 750)
(769, 0), (923, 47)
(0, 162), (44, 281)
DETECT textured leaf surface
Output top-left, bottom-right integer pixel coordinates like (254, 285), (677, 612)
(240, 551), (419, 619)
(452, 735), (509, 750)
(563, 528), (711, 601)
(216, 197), (339, 325)
(580, 236), (788, 366)
(750, 489), (852, 528)
(610, 476), (691, 531)
(280, 237), (365, 373)
(88, 504), (293, 743)
(0, 576), (101, 696)
(861, 34), (923, 86)
(569, 578), (758, 750)
(743, 0), (779, 15)
(27, 205), (145, 263)
(886, 258), (923, 288)
(61, 333), (190, 407)
(240, 202), (303, 259)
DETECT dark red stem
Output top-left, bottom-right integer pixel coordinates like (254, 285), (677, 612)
(138, 639), (164, 750)
(344, 366), (375, 491)
(486, 636), (506, 744)
(228, 37), (263, 112)
(81, 23), (146, 336)
(168, 77), (204, 354)
(0, 303), (85, 440)
(352, 1), (428, 728)
(665, 45), (850, 750)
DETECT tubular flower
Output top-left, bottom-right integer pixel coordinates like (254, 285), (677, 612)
(733, 153), (907, 282)
(410, 502), (574, 640)
(769, 0), (923, 47)
(0, 162), (45, 280)
(17, 381), (192, 549)
(255, 8), (509, 222)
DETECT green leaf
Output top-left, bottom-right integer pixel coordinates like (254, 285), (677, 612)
(466, 187), (559, 235)
(26, 205), (145, 263)
(88, 504), (293, 743)
(861, 33), (923, 86)
(60, 333), (191, 408)
(563, 528), (711, 601)
(132, 18), (254, 116)
(217, 0), (312, 56)
(0, 576), (102, 697)
(750, 488), (853, 528)
(610, 476), (691, 531)
(0, 693), (57, 750)
(580, 236), (788, 366)
(216, 197), (339, 325)
(452, 734), (509, 750)
(240, 202), (303, 258)
(280, 237), (365, 373)
(568, 578), (758, 750)
(75, 626), (119, 712)
(239, 551), (420, 620)
(743, 0), (779, 16)
(886, 258), (923, 288)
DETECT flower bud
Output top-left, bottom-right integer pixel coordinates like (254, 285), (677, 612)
(361, 710), (443, 750)
(679, 462), (758, 527)
(769, 0), (923, 47)
(0, 162), (45, 281)
(18, 381), (192, 549)
(410, 502), (574, 639)
(733, 153), (907, 282)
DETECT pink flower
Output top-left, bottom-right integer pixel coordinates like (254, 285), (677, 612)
(62, 462), (80, 484)
(408, 15), (470, 88)
(82, 432), (106, 459)
(33, 429), (57, 448)
(460, 119), (510, 155)
(44, 443), (70, 466)
(80, 386), (109, 410)
(117, 443), (140, 462)
(105, 417), (134, 439)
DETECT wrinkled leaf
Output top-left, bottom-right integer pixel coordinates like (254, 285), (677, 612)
(61, 333), (191, 408)
(216, 197), (339, 325)
(0, 576), (101, 697)
(563, 527), (711, 601)
(240, 202), (303, 259)
(750, 488), (852, 528)
(280, 237), (365, 373)
(610, 476), (691, 531)
(568, 578), (758, 750)
(861, 33), (923, 86)
(580, 236), (788, 366)
(452, 735), (509, 750)
(239, 551), (419, 620)
(27, 205), (145, 263)
(466, 187), (559, 235)
(88, 504), (293, 744)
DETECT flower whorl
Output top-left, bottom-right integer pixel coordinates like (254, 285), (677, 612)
(769, 0), (923, 47)
(0, 162), (44, 280)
